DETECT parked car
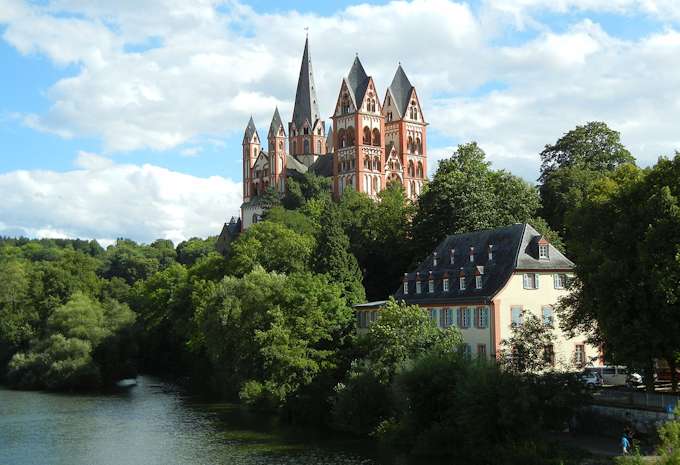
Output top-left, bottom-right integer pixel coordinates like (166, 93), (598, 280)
(586, 366), (642, 387)
(580, 370), (603, 389)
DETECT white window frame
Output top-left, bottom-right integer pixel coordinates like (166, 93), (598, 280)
(443, 278), (449, 292)
(416, 281), (422, 294)
(477, 307), (489, 329)
(430, 308), (439, 326)
(461, 307), (471, 328)
(428, 279), (434, 293)
(476, 275), (482, 289)
(403, 281), (409, 294)
(553, 273), (566, 289)
(523, 273), (539, 289)
(539, 244), (549, 259)
(459, 276), (466, 291)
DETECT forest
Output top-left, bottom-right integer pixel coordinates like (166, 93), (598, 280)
(1, 122), (680, 464)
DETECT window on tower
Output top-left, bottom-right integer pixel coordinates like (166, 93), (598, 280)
(363, 127), (371, 145)
(372, 128), (381, 146)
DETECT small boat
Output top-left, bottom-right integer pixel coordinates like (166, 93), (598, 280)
(115, 378), (138, 389)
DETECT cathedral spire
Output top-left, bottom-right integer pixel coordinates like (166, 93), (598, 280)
(388, 64), (415, 117)
(291, 37), (321, 130)
(269, 107), (285, 137)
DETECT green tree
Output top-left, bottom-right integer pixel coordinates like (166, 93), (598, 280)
(229, 221), (315, 276)
(499, 311), (558, 374)
(176, 237), (217, 266)
(314, 203), (365, 305)
(539, 122), (636, 237)
(559, 156), (680, 390)
(412, 142), (542, 259)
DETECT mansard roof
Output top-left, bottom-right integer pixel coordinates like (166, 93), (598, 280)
(388, 64), (415, 117)
(243, 116), (259, 143)
(291, 37), (321, 129)
(268, 107), (285, 137)
(394, 223), (574, 305)
(345, 56), (370, 107)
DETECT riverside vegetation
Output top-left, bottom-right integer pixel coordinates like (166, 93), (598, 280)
(2, 122), (680, 464)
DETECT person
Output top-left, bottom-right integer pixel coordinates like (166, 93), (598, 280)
(621, 431), (631, 455)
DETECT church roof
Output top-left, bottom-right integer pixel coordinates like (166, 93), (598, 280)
(243, 116), (258, 142)
(309, 153), (334, 177)
(394, 223), (573, 305)
(345, 56), (370, 107)
(326, 126), (333, 149)
(291, 37), (321, 129)
(286, 154), (309, 173)
(268, 107), (285, 137)
(388, 64), (414, 117)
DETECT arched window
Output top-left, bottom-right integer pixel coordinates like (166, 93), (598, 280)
(278, 141), (283, 150)
(363, 127), (371, 145)
(372, 128), (380, 146)
(337, 129), (346, 148)
(372, 176), (378, 193)
(364, 174), (369, 193)
(410, 180), (416, 196)
(408, 160), (415, 177)
(364, 156), (369, 169)
(253, 147), (257, 158)
(317, 140), (321, 153)
(415, 137), (422, 154)
(417, 161), (424, 178)
(303, 139), (310, 153)
(407, 136), (414, 153)
(346, 127), (355, 146)
(252, 213), (259, 224)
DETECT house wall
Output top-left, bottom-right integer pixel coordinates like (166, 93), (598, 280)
(494, 271), (599, 368)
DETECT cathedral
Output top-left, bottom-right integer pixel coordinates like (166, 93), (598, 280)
(239, 37), (428, 231)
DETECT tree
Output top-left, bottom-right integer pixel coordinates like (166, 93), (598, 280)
(229, 221), (315, 276)
(412, 142), (542, 259)
(539, 122), (636, 237)
(499, 311), (558, 374)
(176, 237), (217, 266)
(192, 267), (354, 405)
(559, 156), (680, 390)
(314, 203), (366, 305)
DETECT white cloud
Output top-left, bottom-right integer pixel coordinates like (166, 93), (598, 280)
(0, 153), (242, 244)
(1, 0), (680, 182)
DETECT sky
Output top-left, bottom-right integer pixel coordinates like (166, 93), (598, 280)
(1, 0), (680, 245)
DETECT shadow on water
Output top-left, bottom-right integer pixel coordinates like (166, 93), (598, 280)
(0, 375), (446, 465)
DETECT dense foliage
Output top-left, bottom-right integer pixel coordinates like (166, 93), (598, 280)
(4, 120), (674, 462)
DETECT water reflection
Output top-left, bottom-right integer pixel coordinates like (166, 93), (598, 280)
(0, 376), (387, 465)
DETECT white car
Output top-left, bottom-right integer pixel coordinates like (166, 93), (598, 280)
(581, 371), (603, 389)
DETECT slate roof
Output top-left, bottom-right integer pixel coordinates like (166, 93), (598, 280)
(388, 64), (414, 117)
(291, 38), (321, 129)
(326, 126), (333, 150)
(345, 56), (370, 107)
(309, 153), (334, 177)
(393, 223), (574, 305)
(268, 107), (285, 137)
(286, 154), (309, 174)
(243, 116), (258, 143)
(216, 217), (242, 256)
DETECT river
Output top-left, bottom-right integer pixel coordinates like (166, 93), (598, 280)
(0, 376), (408, 465)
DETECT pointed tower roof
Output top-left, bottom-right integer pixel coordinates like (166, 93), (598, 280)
(325, 124), (333, 150)
(268, 107), (285, 137)
(345, 56), (370, 106)
(388, 64), (415, 117)
(291, 37), (321, 129)
(243, 116), (259, 143)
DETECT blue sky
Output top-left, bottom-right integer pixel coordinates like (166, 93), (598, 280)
(1, 0), (679, 243)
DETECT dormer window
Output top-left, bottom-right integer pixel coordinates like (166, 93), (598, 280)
(469, 247), (475, 263)
(303, 127), (309, 135)
(450, 249), (455, 265)
(416, 273), (422, 294)
(433, 252), (438, 267)
(539, 244), (549, 259)
(476, 275), (482, 289)
(443, 276), (449, 292)
(488, 244), (494, 261)
(403, 274), (409, 295)
(459, 270), (466, 291)
(428, 277), (434, 293)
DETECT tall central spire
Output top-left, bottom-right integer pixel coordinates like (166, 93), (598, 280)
(291, 37), (321, 130)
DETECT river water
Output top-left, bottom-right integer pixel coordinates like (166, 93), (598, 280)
(0, 376), (404, 465)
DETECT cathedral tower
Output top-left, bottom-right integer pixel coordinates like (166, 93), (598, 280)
(242, 116), (260, 202)
(382, 64), (427, 199)
(289, 37), (326, 167)
(268, 107), (287, 193)
(331, 56), (385, 198)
